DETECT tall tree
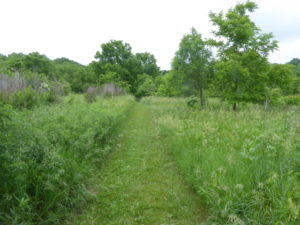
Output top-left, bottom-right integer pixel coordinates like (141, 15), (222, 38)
(136, 52), (160, 77)
(172, 28), (211, 106)
(53, 58), (90, 92)
(23, 52), (53, 76)
(288, 58), (300, 66)
(0, 54), (7, 74)
(209, 1), (278, 110)
(6, 53), (26, 75)
(288, 58), (300, 77)
(94, 40), (139, 93)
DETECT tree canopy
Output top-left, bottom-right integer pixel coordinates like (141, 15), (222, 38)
(209, 0), (278, 110)
(172, 28), (212, 106)
(0, 1), (299, 107)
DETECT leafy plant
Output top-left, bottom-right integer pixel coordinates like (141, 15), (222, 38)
(9, 87), (39, 109)
(0, 95), (134, 224)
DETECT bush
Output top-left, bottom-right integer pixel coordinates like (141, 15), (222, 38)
(9, 87), (39, 109)
(0, 103), (12, 129)
(0, 96), (134, 224)
(186, 96), (199, 109)
(279, 95), (300, 106)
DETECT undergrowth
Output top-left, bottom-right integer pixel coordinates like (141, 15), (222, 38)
(0, 95), (134, 224)
(151, 97), (300, 224)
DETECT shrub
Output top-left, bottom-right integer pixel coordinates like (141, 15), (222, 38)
(0, 95), (134, 224)
(9, 87), (39, 109)
(186, 96), (199, 109)
(0, 103), (12, 129)
(279, 95), (300, 106)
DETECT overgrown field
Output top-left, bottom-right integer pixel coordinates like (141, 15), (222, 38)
(0, 95), (134, 224)
(152, 97), (300, 224)
(1, 96), (300, 224)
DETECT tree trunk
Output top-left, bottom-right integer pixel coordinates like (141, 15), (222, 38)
(264, 99), (270, 110)
(232, 102), (237, 111)
(232, 82), (238, 111)
(199, 87), (205, 107)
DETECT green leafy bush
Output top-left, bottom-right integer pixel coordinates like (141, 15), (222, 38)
(0, 95), (134, 224)
(186, 96), (199, 109)
(279, 95), (300, 106)
(9, 87), (39, 109)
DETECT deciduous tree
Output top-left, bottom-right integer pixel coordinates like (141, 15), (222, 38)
(209, 1), (278, 110)
(172, 28), (211, 106)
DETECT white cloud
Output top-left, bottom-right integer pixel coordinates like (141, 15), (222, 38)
(0, 0), (299, 69)
(270, 39), (300, 63)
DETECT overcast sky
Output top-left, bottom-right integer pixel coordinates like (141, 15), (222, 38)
(1, 0), (300, 69)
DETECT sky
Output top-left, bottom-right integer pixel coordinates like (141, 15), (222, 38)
(1, 0), (300, 70)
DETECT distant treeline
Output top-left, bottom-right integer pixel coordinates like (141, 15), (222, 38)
(1, 1), (300, 109)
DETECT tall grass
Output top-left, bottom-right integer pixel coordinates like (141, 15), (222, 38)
(152, 97), (300, 224)
(0, 95), (134, 224)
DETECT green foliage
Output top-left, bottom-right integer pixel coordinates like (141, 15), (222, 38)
(209, 1), (278, 110)
(263, 87), (282, 108)
(268, 63), (298, 95)
(0, 103), (12, 129)
(136, 52), (160, 77)
(43, 89), (59, 104)
(93, 40), (137, 93)
(0, 73), (68, 109)
(0, 95), (134, 224)
(172, 28), (212, 106)
(155, 97), (300, 224)
(278, 95), (300, 106)
(0, 53), (95, 94)
(5, 53), (26, 74)
(53, 58), (92, 93)
(135, 74), (156, 98)
(9, 87), (39, 109)
(186, 96), (200, 109)
(288, 58), (300, 67)
(67, 100), (204, 224)
(93, 40), (160, 96)
(23, 52), (54, 76)
(156, 71), (183, 96)
(98, 71), (130, 92)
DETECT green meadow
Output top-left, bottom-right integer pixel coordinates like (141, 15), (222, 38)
(1, 96), (299, 224)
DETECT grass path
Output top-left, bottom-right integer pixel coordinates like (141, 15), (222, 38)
(69, 102), (205, 224)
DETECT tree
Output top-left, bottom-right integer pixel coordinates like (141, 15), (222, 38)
(6, 53), (26, 75)
(0, 54), (7, 74)
(136, 52), (160, 77)
(156, 71), (185, 97)
(288, 58), (300, 77)
(172, 28), (211, 106)
(135, 74), (156, 98)
(93, 40), (139, 94)
(209, 1), (278, 110)
(53, 58), (91, 92)
(288, 58), (300, 66)
(267, 64), (298, 94)
(262, 64), (298, 108)
(23, 52), (54, 76)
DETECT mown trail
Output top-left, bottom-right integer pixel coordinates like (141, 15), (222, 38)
(69, 102), (205, 224)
